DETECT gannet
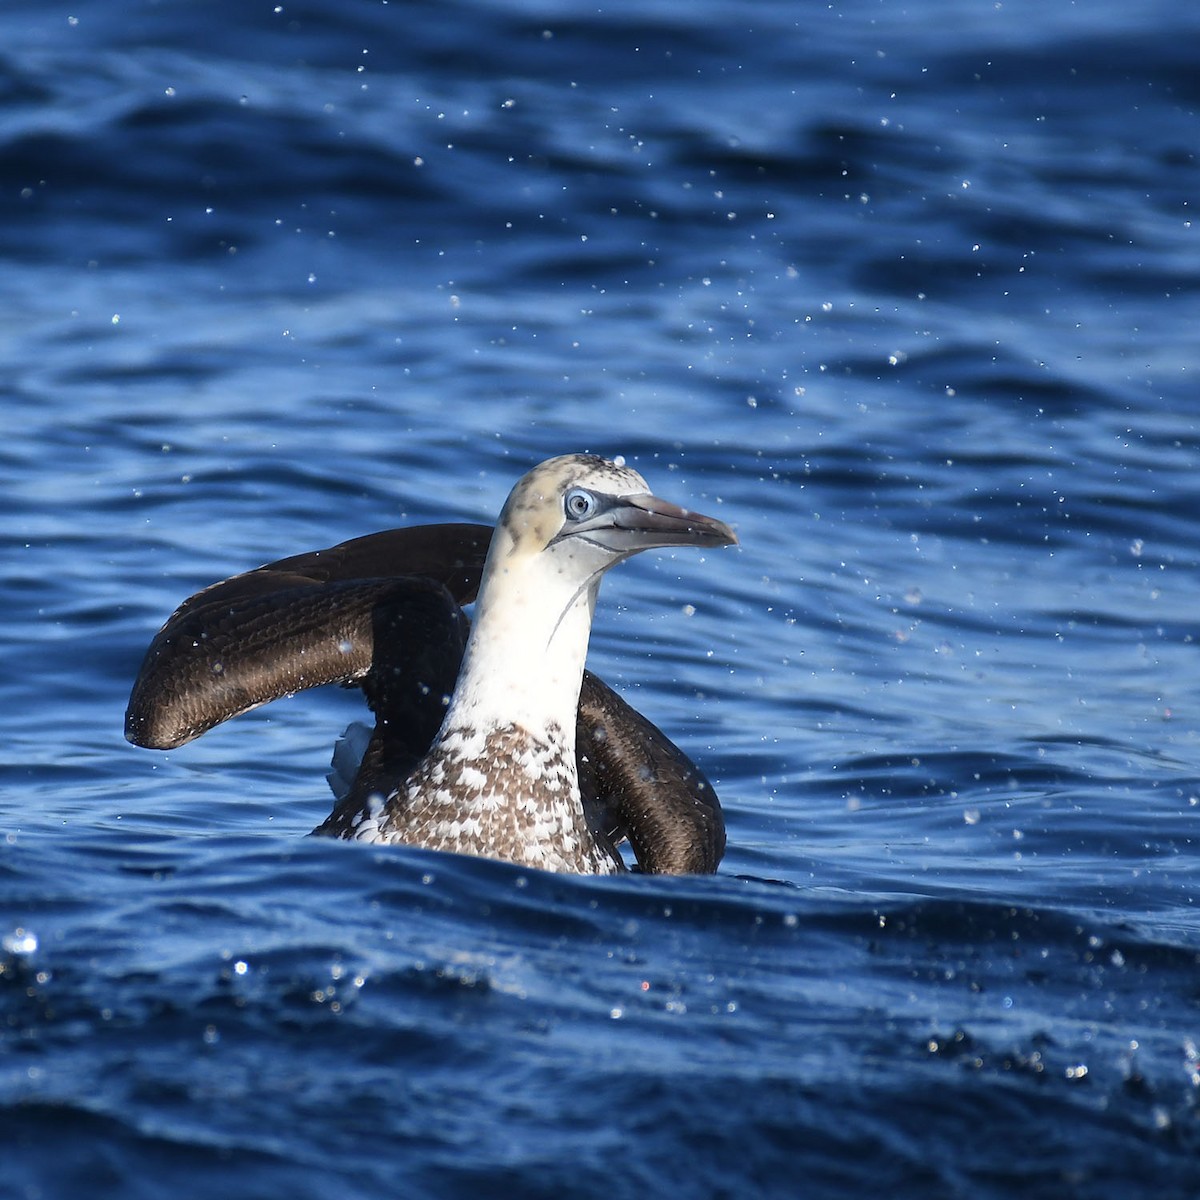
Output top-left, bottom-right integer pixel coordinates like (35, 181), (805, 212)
(126, 454), (736, 874)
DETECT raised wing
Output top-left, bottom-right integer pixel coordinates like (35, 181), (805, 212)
(124, 524), (491, 749)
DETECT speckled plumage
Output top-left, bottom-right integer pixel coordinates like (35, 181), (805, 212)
(331, 722), (619, 873)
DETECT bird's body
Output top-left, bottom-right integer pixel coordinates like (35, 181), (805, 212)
(126, 454), (736, 875)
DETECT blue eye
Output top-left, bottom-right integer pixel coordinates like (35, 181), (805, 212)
(564, 488), (597, 521)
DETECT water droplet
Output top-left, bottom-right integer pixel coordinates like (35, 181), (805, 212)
(3, 928), (37, 955)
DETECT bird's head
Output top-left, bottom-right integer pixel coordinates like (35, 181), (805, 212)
(495, 454), (737, 580)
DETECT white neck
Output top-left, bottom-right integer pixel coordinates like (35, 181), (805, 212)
(437, 536), (599, 747)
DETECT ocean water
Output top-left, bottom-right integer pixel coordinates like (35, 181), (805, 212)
(3, 1), (1199, 1195)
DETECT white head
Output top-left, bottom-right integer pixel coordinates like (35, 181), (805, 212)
(442, 454), (736, 736)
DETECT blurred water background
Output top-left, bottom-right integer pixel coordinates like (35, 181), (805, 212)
(2, 1), (1199, 1196)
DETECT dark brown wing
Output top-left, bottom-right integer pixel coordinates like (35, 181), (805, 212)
(577, 672), (726, 874)
(124, 524), (491, 749)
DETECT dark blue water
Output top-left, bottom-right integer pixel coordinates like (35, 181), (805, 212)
(3, 1), (1199, 1195)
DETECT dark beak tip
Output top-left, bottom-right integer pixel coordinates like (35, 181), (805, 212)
(696, 513), (737, 547)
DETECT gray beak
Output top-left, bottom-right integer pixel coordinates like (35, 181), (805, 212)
(573, 492), (738, 555)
